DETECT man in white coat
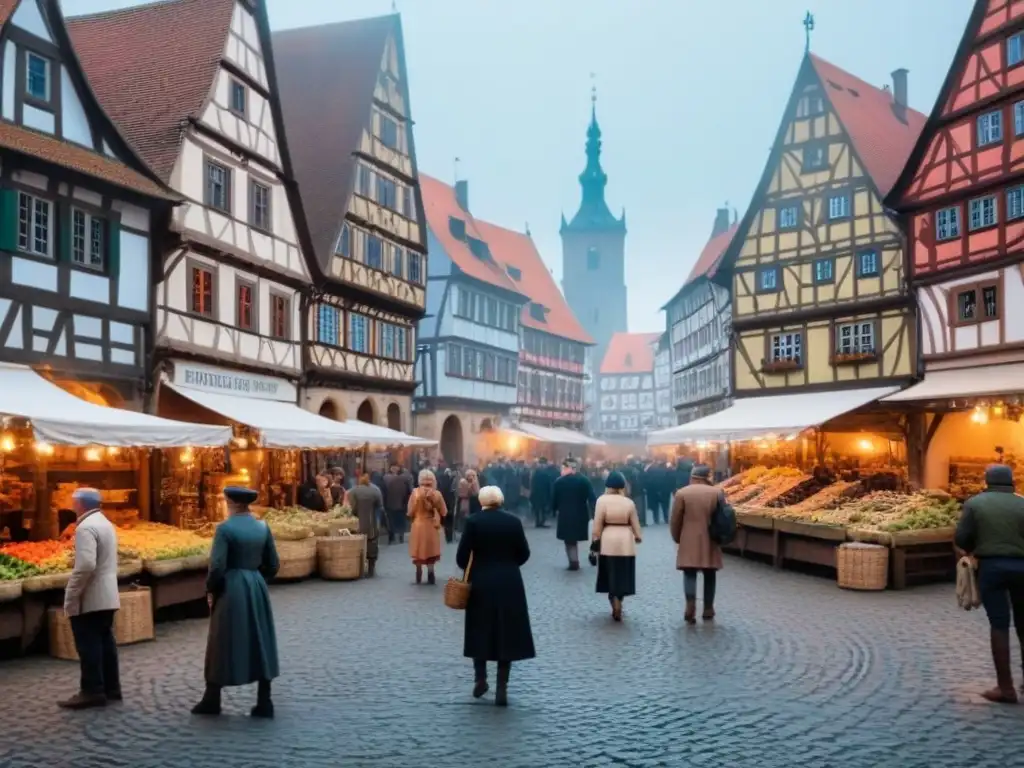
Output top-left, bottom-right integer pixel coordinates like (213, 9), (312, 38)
(60, 488), (121, 709)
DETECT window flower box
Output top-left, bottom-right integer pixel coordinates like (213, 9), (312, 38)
(830, 350), (878, 366)
(761, 358), (801, 373)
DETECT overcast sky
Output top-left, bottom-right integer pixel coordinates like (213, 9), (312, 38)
(66, 0), (971, 334)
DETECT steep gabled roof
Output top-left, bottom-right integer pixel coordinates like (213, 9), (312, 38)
(419, 174), (523, 296)
(660, 222), (738, 311)
(67, 0), (237, 182)
(474, 219), (594, 346)
(273, 15), (396, 269)
(809, 54), (927, 198)
(600, 332), (660, 375)
(885, 0), (988, 209)
(0, 1), (20, 28)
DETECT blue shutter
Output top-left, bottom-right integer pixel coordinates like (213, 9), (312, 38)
(107, 217), (121, 278)
(0, 188), (18, 252)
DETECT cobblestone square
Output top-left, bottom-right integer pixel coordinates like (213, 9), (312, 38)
(1, 526), (1022, 768)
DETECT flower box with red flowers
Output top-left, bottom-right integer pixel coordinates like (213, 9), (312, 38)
(830, 350), (877, 366)
(761, 357), (801, 373)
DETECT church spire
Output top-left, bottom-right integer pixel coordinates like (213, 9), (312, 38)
(561, 81), (624, 234)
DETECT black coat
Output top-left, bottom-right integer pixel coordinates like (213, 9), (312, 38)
(553, 473), (596, 543)
(456, 508), (535, 663)
(530, 465), (555, 506)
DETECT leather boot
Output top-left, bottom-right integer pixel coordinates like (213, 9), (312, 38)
(251, 680), (274, 718)
(367, 559), (376, 578)
(981, 629), (1019, 704)
(495, 664), (510, 707)
(684, 598), (697, 625)
(702, 604), (716, 621)
(191, 685), (222, 716)
(427, 568), (436, 585)
(415, 566), (422, 584)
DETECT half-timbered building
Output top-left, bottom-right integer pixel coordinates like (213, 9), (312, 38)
(0, 0), (176, 408)
(273, 15), (426, 433)
(477, 217), (593, 439)
(595, 331), (660, 441)
(68, 0), (313, 417)
(652, 333), (674, 429)
(885, 0), (1024, 487)
(662, 208), (737, 424)
(415, 175), (527, 465)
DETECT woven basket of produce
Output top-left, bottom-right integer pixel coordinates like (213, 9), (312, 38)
(317, 531), (366, 581)
(836, 542), (889, 591)
(22, 571), (71, 593)
(48, 586), (155, 661)
(275, 536), (317, 580)
(0, 579), (23, 602)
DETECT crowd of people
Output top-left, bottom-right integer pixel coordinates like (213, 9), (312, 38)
(53, 455), (1024, 713)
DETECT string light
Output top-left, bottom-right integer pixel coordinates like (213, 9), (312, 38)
(232, 436), (249, 449)
(84, 447), (102, 462)
(971, 406), (988, 425)
(106, 447), (120, 457)
(0, 433), (14, 452)
(180, 447), (195, 464)
(33, 441), (54, 456)
(858, 438), (874, 453)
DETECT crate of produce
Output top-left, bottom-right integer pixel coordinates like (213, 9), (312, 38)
(274, 536), (318, 580)
(317, 531), (366, 581)
(48, 586), (155, 660)
(836, 542), (889, 591)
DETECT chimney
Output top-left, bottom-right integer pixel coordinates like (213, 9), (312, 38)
(891, 68), (908, 111)
(711, 206), (730, 237)
(455, 180), (469, 212)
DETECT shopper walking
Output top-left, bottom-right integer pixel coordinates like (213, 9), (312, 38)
(457, 469), (482, 533)
(192, 487), (280, 718)
(456, 485), (534, 706)
(670, 464), (723, 624)
(59, 488), (121, 710)
(955, 464), (1024, 704)
(529, 457), (555, 528)
(552, 459), (596, 571)
(407, 469), (447, 585)
(347, 474), (384, 577)
(592, 471), (642, 621)
(383, 463), (413, 544)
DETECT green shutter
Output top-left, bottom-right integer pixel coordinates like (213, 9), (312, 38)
(107, 217), (121, 278)
(57, 202), (71, 262)
(0, 188), (18, 252)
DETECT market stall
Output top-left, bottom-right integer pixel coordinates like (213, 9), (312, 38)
(484, 421), (604, 463)
(0, 363), (230, 651)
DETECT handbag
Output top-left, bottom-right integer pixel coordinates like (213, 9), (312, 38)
(588, 538), (600, 566)
(444, 552), (473, 610)
(955, 556), (981, 610)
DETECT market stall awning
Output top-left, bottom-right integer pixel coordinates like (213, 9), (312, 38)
(514, 422), (603, 446)
(332, 420), (437, 448)
(646, 386), (900, 446)
(882, 363), (1024, 403)
(0, 363), (230, 447)
(165, 382), (366, 449)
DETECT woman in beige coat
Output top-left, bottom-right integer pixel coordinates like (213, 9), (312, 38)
(670, 464), (724, 623)
(407, 469), (447, 585)
(592, 471), (642, 621)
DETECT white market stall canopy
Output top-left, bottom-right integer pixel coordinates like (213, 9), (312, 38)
(514, 422), (605, 446)
(646, 386), (900, 446)
(165, 382), (432, 449)
(0, 363), (230, 447)
(883, 363), (1024, 403)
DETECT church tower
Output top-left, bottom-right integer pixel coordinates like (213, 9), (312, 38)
(560, 91), (627, 372)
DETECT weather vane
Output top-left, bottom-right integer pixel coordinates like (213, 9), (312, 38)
(590, 72), (597, 105)
(453, 156), (461, 183)
(803, 11), (815, 53)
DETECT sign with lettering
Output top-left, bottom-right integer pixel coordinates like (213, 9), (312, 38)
(170, 361), (297, 402)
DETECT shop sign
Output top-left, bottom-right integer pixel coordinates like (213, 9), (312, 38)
(171, 361), (297, 402)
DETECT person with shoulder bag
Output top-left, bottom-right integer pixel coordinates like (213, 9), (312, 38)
(591, 472), (642, 621)
(670, 464), (724, 624)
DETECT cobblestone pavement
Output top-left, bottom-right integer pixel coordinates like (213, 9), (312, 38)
(2, 524), (1023, 768)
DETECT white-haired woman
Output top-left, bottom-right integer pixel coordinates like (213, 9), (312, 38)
(455, 485), (535, 706)
(407, 469), (447, 584)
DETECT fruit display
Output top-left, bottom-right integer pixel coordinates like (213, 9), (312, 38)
(0, 540), (73, 572)
(721, 466), (809, 506)
(0, 552), (39, 580)
(768, 489), (961, 532)
(260, 505), (357, 540)
(114, 522), (210, 561)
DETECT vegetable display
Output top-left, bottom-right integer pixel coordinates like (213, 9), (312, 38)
(115, 522), (210, 561)
(0, 552), (39, 581)
(260, 505), (358, 540)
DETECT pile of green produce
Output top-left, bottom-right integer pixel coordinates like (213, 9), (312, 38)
(0, 552), (39, 581)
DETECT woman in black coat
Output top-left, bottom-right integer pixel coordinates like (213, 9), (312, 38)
(455, 485), (534, 706)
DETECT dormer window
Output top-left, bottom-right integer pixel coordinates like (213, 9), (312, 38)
(229, 78), (247, 117)
(624, 353), (633, 368)
(26, 52), (50, 103)
(506, 265), (522, 280)
(529, 302), (547, 322)
(449, 216), (466, 240)
(468, 237), (491, 261)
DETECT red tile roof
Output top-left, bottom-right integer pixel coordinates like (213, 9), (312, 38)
(685, 223), (738, 284)
(810, 54), (927, 198)
(419, 174), (524, 295)
(273, 16), (396, 270)
(600, 332), (660, 375)
(474, 219), (593, 346)
(0, 0), (18, 26)
(67, 0), (237, 182)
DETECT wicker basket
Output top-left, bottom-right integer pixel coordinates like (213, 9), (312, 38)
(317, 531), (366, 581)
(48, 586), (155, 661)
(836, 542), (889, 591)
(22, 572), (71, 593)
(275, 536), (317, 580)
(444, 553), (473, 610)
(0, 579), (23, 603)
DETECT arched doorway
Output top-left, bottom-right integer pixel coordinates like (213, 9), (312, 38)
(387, 403), (401, 431)
(357, 399), (375, 424)
(440, 415), (463, 465)
(319, 399), (339, 420)
(479, 418), (493, 432)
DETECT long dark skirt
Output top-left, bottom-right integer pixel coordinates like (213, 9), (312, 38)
(596, 555), (636, 598)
